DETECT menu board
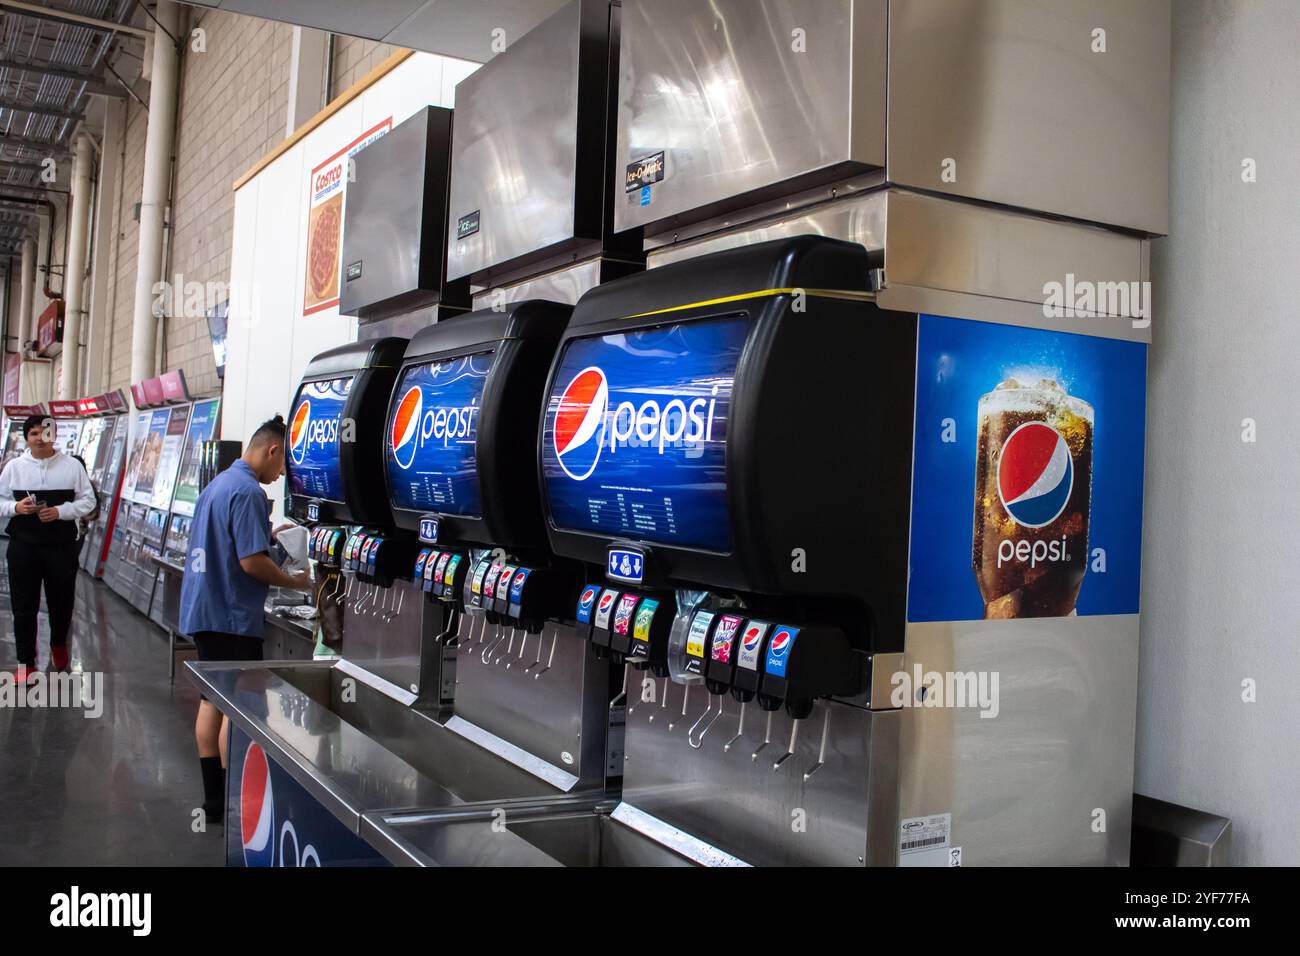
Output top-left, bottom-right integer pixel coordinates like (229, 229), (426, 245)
(287, 377), (353, 502)
(150, 403), (192, 509)
(54, 419), (83, 458)
(541, 315), (748, 553)
(132, 408), (173, 504)
(75, 418), (106, 474)
(118, 411), (152, 501)
(384, 354), (491, 516)
(171, 398), (220, 516)
(0, 419), (27, 474)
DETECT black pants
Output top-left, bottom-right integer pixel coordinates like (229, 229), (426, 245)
(7, 537), (80, 666)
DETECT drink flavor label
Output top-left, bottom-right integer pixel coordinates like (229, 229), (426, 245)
(686, 611), (714, 659)
(908, 314), (1147, 622)
(632, 599), (659, 643)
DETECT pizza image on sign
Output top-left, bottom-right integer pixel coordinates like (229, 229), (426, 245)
(302, 117), (392, 317)
(305, 193), (342, 308)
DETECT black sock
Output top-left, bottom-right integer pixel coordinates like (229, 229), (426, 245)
(200, 756), (225, 820)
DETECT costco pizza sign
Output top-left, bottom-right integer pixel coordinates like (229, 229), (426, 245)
(303, 117), (391, 316)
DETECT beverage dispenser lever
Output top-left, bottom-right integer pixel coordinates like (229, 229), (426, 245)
(773, 720), (800, 771)
(803, 706), (832, 781)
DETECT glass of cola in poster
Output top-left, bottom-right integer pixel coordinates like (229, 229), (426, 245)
(972, 378), (1094, 618)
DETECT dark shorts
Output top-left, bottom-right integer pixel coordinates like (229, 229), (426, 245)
(190, 631), (265, 662)
(190, 632), (263, 701)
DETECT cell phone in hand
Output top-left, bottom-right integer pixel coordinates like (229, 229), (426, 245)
(33, 498), (47, 509)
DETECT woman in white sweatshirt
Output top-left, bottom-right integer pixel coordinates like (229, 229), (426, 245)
(0, 415), (97, 683)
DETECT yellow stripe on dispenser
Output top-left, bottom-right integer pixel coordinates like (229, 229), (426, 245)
(623, 287), (875, 320)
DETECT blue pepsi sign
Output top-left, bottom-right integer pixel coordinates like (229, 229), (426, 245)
(764, 626), (797, 677)
(227, 727), (384, 867)
(386, 354), (491, 516)
(288, 376), (353, 502)
(541, 315), (750, 552)
(907, 314), (1147, 622)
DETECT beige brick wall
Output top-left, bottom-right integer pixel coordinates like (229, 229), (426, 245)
(100, 7), (294, 398)
(330, 37), (397, 100)
(91, 15), (407, 401)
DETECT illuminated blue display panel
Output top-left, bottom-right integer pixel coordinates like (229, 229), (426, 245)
(541, 314), (749, 552)
(287, 376), (353, 502)
(386, 353), (492, 516)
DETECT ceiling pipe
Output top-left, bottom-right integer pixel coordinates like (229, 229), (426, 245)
(59, 132), (93, 399)
(18, 236), (34, 348)
(130, 0), (179, 386)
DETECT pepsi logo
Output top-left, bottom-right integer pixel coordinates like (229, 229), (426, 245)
(553, 367), (608, 480)
(598, 591), (616, 613)
(241, 742), (274, 867)
(769, 629), (792, 656)
(579, 587), (597, 609)
(742, 626), (762, 650)
(288, 400), (311, 465)
(998, 422), (1074, 528)
(390, 386), (423, 470)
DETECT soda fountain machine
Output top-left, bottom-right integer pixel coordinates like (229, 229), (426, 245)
(381, 300), (618, 792)
(560, 0), (1166, 865)
(285, 339), (414, 683)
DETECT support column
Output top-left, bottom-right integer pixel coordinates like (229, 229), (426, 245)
(59, 132), (94, 399)
(129, 0), (180, 387)
(85, 98), (124, 395)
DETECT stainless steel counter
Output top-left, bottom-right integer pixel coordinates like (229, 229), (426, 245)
(185, 659), (619, 862)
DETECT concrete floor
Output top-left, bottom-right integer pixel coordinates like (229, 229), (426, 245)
(0, 559), (222, 865)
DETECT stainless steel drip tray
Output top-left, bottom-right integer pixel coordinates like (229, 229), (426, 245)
(184, 659), (567, 838)
(361, 794), (614, 866)
(361, 798), (726, 867)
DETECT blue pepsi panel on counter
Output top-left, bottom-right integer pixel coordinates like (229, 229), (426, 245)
(287, 376), (352, 502)
(541, 316), (747, 552)
(386, 353), (490, 516)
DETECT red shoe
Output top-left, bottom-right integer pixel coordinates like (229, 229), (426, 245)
(50, 646), (70, 671)
(15, 665), (36, 684)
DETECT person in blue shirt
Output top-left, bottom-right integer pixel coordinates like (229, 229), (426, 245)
(180, 414), (311, 822)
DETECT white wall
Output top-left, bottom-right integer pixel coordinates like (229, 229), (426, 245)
(223, 51), (477, 515)
(1140, 1), (1300, 864)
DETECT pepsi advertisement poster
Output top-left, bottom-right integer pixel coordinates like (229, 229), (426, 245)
(287, 376), (353, 502)
(541, 315), (749, 552)
(386, 353), (491, 516)
(908, 314), (1147, 622)
(227, 728), (385, 867)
